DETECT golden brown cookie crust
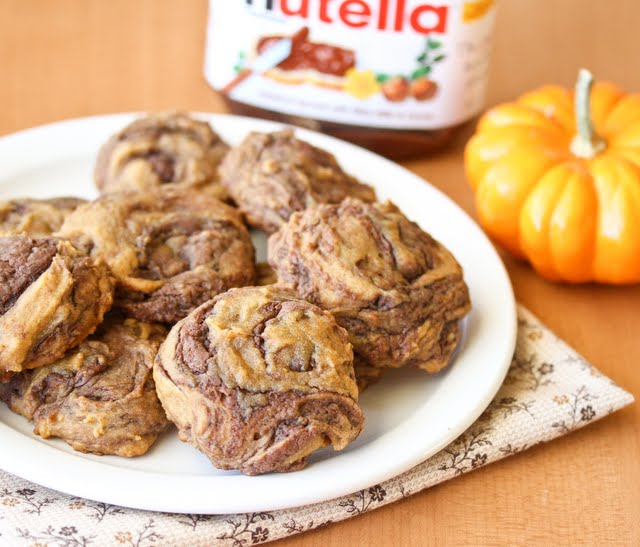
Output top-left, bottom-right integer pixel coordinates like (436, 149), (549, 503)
(0, 316), (169, 457)
(0, 197), (86, 237)
(219, 129), (376, 233)
(57, 188), (256, 323)
(154, 286), (364, 475)
(256, 261), (277, 286)
(268, 198), (471, 377)
(0, 236), (114, 381)
(94, 113), (229, 200)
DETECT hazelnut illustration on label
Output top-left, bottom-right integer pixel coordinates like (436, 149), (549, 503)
(377, 37), (445, 102)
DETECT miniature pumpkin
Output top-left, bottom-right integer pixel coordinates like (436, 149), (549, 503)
(465, 69), (640, 284)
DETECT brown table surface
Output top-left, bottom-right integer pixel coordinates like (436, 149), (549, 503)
(1, 0), (639, 544)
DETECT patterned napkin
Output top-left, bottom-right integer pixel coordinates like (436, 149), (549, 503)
(0, 305), (633, 547)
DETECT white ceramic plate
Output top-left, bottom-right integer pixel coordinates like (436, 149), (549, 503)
(0, 114), (516, 514)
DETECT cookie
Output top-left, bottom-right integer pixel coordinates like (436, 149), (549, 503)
(57, 188), (256, 323)
(256, 261), (277, 286)
(0, 236), (114, 382)
(269, 198), (471, 377)
(0, 316), (169, 457)
(353, 360), (387, 392)
(154, 286), (364, 475)
(0, 197), (86, 237)
(219, 129), (376, 233)
(94, 113), (229, 199)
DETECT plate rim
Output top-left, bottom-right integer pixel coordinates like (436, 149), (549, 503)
(0, 112), (517, 514)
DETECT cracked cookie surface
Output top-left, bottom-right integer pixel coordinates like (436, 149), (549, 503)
(0, 235), (114, 381)
(0, 197), (86, 237)
(154, 285), (364, 475)
(268, 198), (471, 380)
(0, 316), (169, 456)
(219, 129), (376, 233)
(95, 113), (229, 199)
(57, 188), (256, 323)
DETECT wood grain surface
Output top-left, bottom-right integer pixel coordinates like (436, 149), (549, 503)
(1, 1), (639, 545)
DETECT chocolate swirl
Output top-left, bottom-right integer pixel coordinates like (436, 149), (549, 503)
(219, 130), (376, 233)
(0, 316), (169, 456)
(57, 188), (256, 323)
(268, 198), (471, 377)
(0, 197), (86, 237)
(94, 113), (229, 199)
(153, 286), (364, 475)
(0, 236), (114, 382)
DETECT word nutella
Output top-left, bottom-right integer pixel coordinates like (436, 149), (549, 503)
(205, 0), (497, 157)
(244, 0), (448, 34)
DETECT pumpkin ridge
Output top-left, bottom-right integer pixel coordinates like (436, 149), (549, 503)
(603, 94), (640, 135)
(465, 72), (640, 285)
(603, 149), (640, 171)
(478, 102), (566, 135)
(592, 82), (626, 129)
(551, 166), (597, 282)
(517, 85), (575, 134)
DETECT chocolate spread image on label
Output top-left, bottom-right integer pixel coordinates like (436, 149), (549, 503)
(256, 26), (356, 79)
(205, 0), (497, 137)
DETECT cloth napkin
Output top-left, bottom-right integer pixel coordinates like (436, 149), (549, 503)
(0, 305), (633, 546)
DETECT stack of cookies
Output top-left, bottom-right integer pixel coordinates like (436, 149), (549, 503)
(0, 113), (470, 475)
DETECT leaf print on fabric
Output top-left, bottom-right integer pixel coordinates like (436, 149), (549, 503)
(552, 386), (598, 433)
(437, 428), (493, 475)
(505, 353), (555, 391)
(1, 487), (56, 515)
(114, 519), (163, 547)
(337, 485), (387, 516)
(495, 397), (535, 419)
(498, 443), (531, 456)
(70, 499), (124, 522)
(216, 513), (275, 546)
(173, 513), (215, 529)
(16, 525), (94, 547)
(0, 305), (633, 547)
(283, 518), (333, 535)
(131, 519), (164, 547)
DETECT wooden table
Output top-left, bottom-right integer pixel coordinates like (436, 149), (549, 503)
(1, 1), (638, 544)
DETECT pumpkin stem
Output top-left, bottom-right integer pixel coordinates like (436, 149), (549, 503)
(570, 69), (606, 158)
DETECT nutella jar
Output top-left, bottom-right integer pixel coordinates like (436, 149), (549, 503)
(204, 0), (497, 158)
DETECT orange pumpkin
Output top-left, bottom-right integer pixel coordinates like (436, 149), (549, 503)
(465, 69), (640, 284)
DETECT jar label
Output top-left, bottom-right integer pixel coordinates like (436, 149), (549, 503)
(204, 0), (497, 129)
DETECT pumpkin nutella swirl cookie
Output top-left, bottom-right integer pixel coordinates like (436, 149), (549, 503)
(0, 316), (169, 457)
(0, 197), (86, 237)
(95, 113), (229, 199)
(154, 286), (364, 475)
(269, 198), (471, 381)
(57, 188), (256, 324)
(0, 235), (114, 382)
(219, 129), (376, 233)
